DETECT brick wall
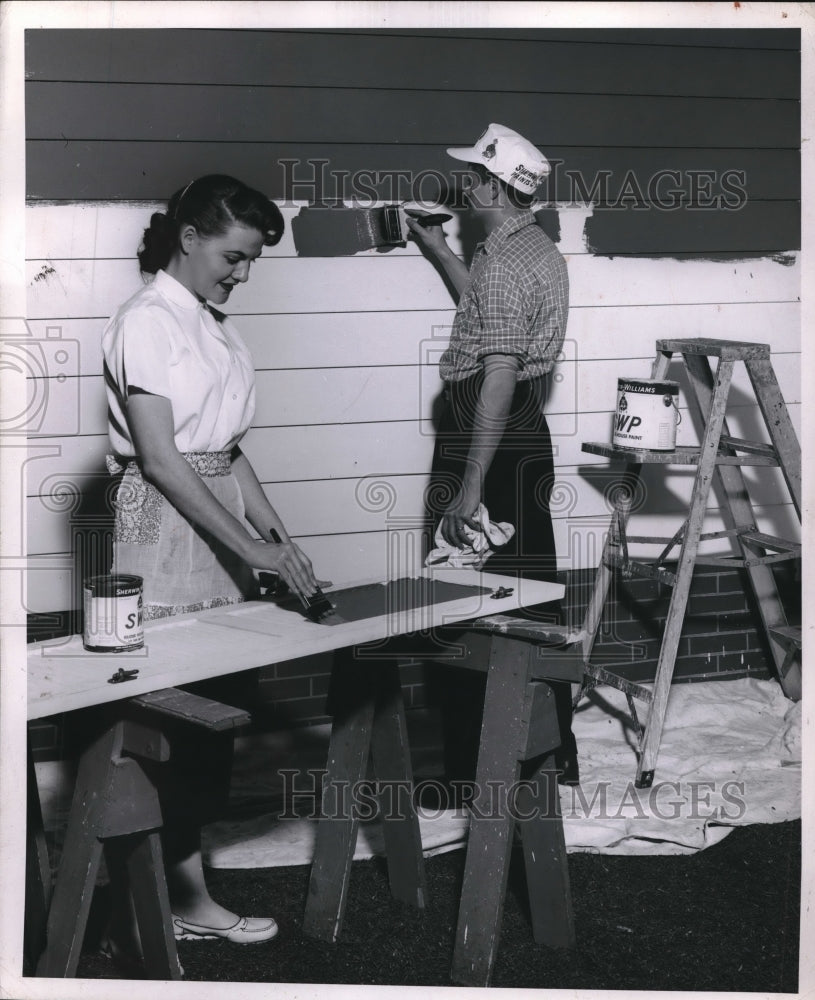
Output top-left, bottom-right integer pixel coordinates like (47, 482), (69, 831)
(567, 566), (785, 686)
(29, 563), (795, 762)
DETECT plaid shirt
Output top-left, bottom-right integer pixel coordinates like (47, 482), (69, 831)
(439, 211), (569, 382)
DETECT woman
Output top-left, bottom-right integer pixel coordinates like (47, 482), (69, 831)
(101, 174), (320, 955)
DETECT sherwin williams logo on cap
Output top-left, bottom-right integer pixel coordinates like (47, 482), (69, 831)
(483, 140), (498, 160)
(509, 163), (542, 192)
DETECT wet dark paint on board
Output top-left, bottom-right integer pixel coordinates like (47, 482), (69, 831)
(271, 577), (491, 624)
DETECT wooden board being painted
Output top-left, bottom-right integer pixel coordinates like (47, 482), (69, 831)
(28, 568), (559, 719)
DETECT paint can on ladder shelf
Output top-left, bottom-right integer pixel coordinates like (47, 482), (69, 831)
(612, 378), (680, 451)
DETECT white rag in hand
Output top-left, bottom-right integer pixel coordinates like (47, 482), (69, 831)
(425, 503), (515, 569)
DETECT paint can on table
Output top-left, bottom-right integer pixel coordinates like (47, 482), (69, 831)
(83, 574), (144, 652)
(613, 378), (680, 451)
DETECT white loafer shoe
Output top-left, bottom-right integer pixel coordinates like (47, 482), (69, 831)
(172, 914), (278, 944)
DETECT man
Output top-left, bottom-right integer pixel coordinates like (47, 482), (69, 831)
(407, 123), (578, 787)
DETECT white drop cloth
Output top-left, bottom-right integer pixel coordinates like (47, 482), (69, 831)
(199, 677), (801, 867)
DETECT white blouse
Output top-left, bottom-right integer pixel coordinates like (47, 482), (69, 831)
(102, 269), (256, 456)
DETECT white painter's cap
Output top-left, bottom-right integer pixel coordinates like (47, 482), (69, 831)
(447, 123), (551, 194)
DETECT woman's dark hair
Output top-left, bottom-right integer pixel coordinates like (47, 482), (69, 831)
(138, 174), (284, 274)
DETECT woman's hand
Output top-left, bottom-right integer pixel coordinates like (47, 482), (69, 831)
(229, 450), (328, 598)
(247, 539), (320, 600)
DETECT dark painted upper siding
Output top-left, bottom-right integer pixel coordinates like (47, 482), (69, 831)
(25, 28), (800, 255)
(25, 28), (800, 94)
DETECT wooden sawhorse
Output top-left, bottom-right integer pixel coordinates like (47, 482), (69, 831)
(27, 688), (249, 980)
(303, 624), (582, 987)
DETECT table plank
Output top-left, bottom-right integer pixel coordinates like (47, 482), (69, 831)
(28, 570), (563, 720)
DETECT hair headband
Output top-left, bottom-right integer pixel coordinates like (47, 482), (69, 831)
(173, 179), (195, 220)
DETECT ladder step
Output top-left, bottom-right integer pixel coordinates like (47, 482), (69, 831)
(582, 441), (779, 467)
(626, 526), (746, 546)
(767, 625), (801, 648)
(582, 442), (704, 464)
(718, 436), (778, 458)
(740, 531), (800, 554)
(657, 337), (770, 360)
(583, 663), (653, 703)
(694, 551), (799, 569)
(744, 552), (800, 567)
(605, 553), (676, 586)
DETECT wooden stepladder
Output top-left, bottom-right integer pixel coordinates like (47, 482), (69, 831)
(581, 339), (801, 788)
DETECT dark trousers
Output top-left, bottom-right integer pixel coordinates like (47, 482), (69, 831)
(428, 374), (575, 781)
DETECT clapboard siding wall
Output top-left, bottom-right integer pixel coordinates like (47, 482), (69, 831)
(24, 202), (801, 611)
(24, 29), (800, 719)
(26, 28), (800, 254)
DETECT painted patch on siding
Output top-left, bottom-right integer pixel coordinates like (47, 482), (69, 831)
(583, 202), (799, 259)
(292, 206), (408, 256)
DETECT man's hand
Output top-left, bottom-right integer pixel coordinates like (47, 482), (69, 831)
(440, 485), (482, 548)
(406, 211), (471, 298)
(405, 214), (450, 256)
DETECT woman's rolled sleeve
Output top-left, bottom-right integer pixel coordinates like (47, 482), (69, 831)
(116, 311), (176, 400)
